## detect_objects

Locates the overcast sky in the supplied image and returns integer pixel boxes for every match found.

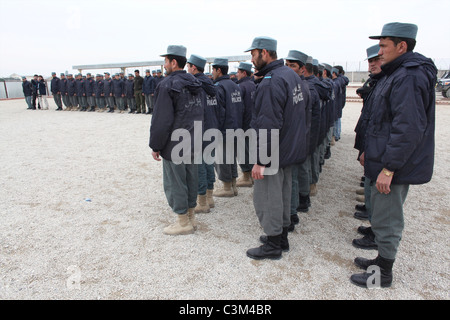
[0,0,448,77]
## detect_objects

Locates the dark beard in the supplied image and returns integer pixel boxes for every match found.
[253,53,267,71]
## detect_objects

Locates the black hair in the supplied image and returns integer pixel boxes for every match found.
[334,65,345,75]
[305,63,314,74]
[213,65,228,75]
[134,69,140,73]
[239,69,252,77]
[286,60,304,68]
[257,49,277,59]
[313,65,319,76]
[167,55,187,69]
[188,63,204,73]
[385,37,416,52]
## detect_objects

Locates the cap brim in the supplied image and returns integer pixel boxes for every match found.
[365,54,380,60]
[369,35,382,39]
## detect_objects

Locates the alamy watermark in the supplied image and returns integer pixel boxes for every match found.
[170,121,280,175]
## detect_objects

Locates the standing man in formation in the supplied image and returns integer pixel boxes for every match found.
[211,58,244,198]
[235,61,256,188]
[149,45,203,235]
[134,70,145,114]
[125,74,136,113]
[143,69,155,114]
[59,73,71,110]
[50,72,63,111]
[350,22,436,289]
[244,37,309,260]
[112,73,125,113]
[187,54,219,214]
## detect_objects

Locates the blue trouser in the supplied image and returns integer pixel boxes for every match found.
[25,96,32,109]
[162,159,198,215]
[198,160,215,195]
[290,156,311,215]
[364,177,372,222]
[333,118,341,140]
[254,166,292,236]
[370,184,409,260]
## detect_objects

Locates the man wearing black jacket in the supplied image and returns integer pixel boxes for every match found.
[244,37,309,260]
[351,22,437,289]
[150,45,203,235]
[22,77,33,109]
[211,58,244,198]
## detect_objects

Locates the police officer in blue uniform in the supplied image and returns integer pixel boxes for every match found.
[150,45,203,235]
[67,74,77,110]
[112,73,125,113]
[75,73,87,111]
[103,72,115,113]
[143,69,155,114]
[244,37,309,260]
[50,72,63,111]
[187,54,219,213]
[211,57,244,198]
[350,22,437,288]
[59,73,71,110]
[125,73,136,113]
[85,73,96,112]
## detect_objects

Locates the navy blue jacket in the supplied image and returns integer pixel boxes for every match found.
[112,78,125,97]
[315,76,333,145]
[304,75,322,154]
[252,59,310,169]
[50,77,60,94]
[353,72,384,158]
[22,80,32,96]
[67,78,76,96]
[37,80,47,95]
[31,79,39,94]
[59,78,68,95]
[214,75,244,132]
[364,51,437,185]
[124,79,135,98]
[154,76,164,89]
[194,72,219,132]
[95,79,104,97]
[322,77,336,130]
[84,77,95,96]
[237,76,256,131]
[75,79,85,96]
[143,75,155,95]
[332,77,343,121]
[149,70,203,162]
[103,78,113,96]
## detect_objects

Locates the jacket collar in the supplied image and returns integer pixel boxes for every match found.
[237,76,251,84]
[381,51,414,76]
[213,74,230,83]
[255,59,284,77]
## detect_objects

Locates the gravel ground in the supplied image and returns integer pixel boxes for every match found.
[0,97,448,300]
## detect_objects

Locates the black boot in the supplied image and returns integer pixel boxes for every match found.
[324,146,331,159]
[355,204,366,212]
[259,228,289,252]
[247,234,282,260]
[88,107,95,112]
[350,255,394,288]
[352,228,377,250]
[357,225,372,236]
[297,194,310,213]
[108,107,114,113]
[354,210,369,220]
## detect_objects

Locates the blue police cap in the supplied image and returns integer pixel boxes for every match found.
[187,54,207,69]
[369,22,418,40]
[212,58,228,67]
[160,45,187,58]
[285,50,308,64]
[238,62,253,73]
[312,59,319,66]
[104,72,110,75]
[245,36,277,52]
[365,44,381,60]
[331,68,339,75]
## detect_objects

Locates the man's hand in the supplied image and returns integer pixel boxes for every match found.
[359,152,365,167]
[252,164,265,180]
[376,169,393,194]
[152,151,161,161]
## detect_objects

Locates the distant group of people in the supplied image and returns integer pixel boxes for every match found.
[22,69,166,113]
